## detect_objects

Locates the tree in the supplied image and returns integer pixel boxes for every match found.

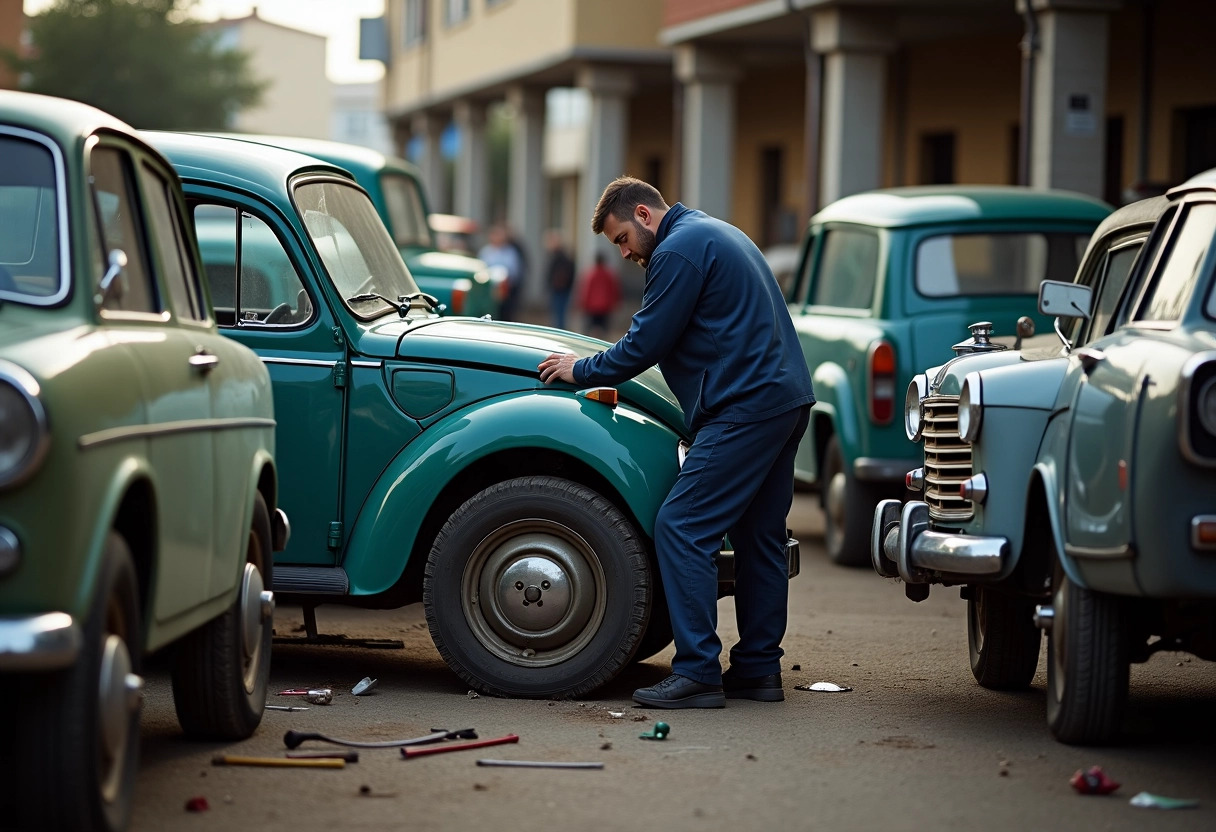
[9,0,265,130]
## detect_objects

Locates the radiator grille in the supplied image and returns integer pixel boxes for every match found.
[922,395,973,521]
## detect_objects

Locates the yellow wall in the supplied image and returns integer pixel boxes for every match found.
[574,0,664,50]
[732,63,806,242]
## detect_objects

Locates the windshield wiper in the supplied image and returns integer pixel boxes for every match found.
[346,291,410,318]
[399,291,443,314]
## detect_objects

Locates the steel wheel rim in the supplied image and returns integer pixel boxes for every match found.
[970,591,987,654]
[825,471,846,552]
[1050,573,1068,703]
[240,560,267,694]
[97,602,135,804]
[461,518,606,667]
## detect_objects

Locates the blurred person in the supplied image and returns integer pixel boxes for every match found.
[538,177,815,709]
[544,229,576,330]
[478,224,523,321]
[577,252,620,339]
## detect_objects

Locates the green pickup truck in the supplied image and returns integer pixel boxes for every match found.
[785,186,1110,565]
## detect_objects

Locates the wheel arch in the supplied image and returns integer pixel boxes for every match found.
[109,472,157,634]
[1026,464,1085,590]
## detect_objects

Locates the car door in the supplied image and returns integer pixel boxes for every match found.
[88,139,216,620]
[187,194,344,567]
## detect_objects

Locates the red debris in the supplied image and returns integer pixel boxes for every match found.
[1070,766,1120,795]
[184,796,210,812]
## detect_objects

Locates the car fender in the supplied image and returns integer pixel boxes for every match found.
[83,455,158,623]
[340,392,682,595]
[1030,447,1086,590]
[809,362,858,453]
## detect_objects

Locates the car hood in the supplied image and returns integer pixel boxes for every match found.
[403,248,487,280]
[0,314,91,374]
[925,337,1066,398]
[359,317,686,434]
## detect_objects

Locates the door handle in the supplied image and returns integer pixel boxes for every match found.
[189,351,220,373]
[1075,347,1105,374]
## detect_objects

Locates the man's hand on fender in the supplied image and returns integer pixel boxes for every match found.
[538,352,577,384]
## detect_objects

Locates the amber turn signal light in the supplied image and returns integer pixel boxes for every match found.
[575,387,618,407]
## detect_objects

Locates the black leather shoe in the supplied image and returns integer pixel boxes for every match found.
[632,674,725,709]
[722,670,784,702]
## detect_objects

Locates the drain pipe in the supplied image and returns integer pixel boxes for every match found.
[1018,2,1039,187]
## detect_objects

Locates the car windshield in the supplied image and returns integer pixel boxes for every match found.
[915,232,1089,297]
[0,133,64,304]
[381,173,434,249]
[293,179,420,319]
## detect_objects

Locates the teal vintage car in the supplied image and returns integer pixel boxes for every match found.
[210,134,498,318]
[786,187,1110,565]
[143,131,780,699]
[875,179,1216,744]
[0,92,286,831]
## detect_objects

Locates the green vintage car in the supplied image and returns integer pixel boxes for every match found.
[143,131,786,699]
[211,134,498,318]
[876,178,1216,744]
[0,92,286,831]
[786,187,1110,565]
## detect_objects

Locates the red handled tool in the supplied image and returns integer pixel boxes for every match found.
[402,734,519,759]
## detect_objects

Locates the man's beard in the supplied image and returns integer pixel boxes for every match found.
[631,220,657,267]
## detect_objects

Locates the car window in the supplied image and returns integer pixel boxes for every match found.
[915,232,1086,298]
[381,173,433,248]
[139,162,205,322]
[90,146,157,314]
[811,227,879,309]
[0,133,63,302]
[191,203,310,328]
[1136,202,1216,323]
[294,179,420,319]
[1083,241,1143,343]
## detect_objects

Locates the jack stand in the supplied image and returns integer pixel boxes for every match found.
[272,604,405,649]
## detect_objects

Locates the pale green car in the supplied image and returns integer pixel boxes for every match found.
[0,91,287,831]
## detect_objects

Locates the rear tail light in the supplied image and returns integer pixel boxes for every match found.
[868,340,896,425]
[448,287,465,315]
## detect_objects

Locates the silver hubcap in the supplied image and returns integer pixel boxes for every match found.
[826,471,846,548]
[463,519,605,667]
[98,633,140,803]
[970,592,987,654]
[240,562,270,694]
[1050,574,1069,702]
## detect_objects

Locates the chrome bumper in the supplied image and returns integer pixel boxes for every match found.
[871,500,1009,583]
[0,612,82,671]
[717,532,801,587]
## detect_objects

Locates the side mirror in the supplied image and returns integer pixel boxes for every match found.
[1038,280,1092,319]
[95,248,128,305]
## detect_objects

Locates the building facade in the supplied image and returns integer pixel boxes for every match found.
[378,0,1216,302]
[0,0,23,90]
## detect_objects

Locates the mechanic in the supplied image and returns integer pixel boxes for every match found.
[538,176,815,708]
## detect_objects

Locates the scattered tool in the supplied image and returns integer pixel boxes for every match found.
[284,727,477,750]
[212,755,345,769]
[265,705,310,712]
[285,751,360,762]
[402,734,519,759]
[1129,792,1199,810]
[352,677,378,696]
[639,722,670,741]
[278,688,334,705]
[476,759,604,770]
[1069,765,1120,795]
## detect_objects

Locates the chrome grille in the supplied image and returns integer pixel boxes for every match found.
[922,395,973,521]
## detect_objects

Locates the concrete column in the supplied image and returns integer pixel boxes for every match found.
[411,111,448,214]
[1022,0,1118,197]
[577,66,634,272]
[674,45,740,222]
[812,8,894,206]
[453,99,488,230]
[507,86,547,305]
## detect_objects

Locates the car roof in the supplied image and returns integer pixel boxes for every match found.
[1167,167,1216,199]
[204,132,419,179]
[141,130,353,196]
[0,90,175,167]
[811,185,1112,229]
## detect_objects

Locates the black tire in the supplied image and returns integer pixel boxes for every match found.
[631,578,673,663]
[171,491,273,739]
[1046,559,1128,745]
[11,532,142,832]
[967,586,1041,690]
[822,435,876,567]
[424,475,650,698]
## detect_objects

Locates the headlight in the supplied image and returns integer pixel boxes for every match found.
[1197,376,1216,436]
[0,362,49,489]
[957,372,982,444]
[904,375,927,441]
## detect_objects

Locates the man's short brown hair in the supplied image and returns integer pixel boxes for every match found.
[591,176,668,235]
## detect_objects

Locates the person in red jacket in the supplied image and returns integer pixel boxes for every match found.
[577,252,620,339]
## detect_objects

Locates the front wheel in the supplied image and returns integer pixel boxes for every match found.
[424,476,651,698]
[171,491,274,739]
[823,436,876,567]
[967,586,1041,689]
[1045,560,1128,744]
[11,532,143,832]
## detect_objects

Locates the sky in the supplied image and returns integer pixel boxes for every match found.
[22,0,387,84]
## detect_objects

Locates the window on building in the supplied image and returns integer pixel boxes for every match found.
[444,0,470,25]
[403,0,427,47]
[919,132,955,185]
[645,156,663,198]
[1179,105,1216,181]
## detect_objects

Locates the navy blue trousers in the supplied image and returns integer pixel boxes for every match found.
[654,405,811,684]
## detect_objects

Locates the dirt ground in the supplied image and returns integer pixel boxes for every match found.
[130,494,1216,831]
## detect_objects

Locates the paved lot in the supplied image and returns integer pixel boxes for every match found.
[131,493,1216,831]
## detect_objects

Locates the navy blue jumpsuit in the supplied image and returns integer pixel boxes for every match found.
[573,203,815,683]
